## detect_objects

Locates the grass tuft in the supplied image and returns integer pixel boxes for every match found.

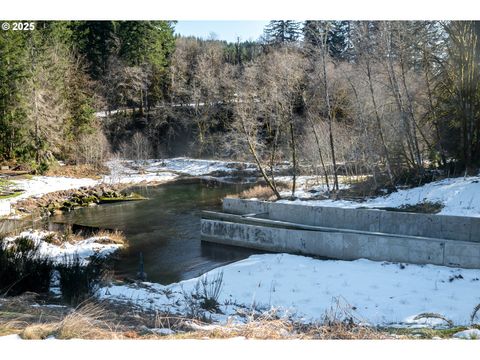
[229,185,277,200]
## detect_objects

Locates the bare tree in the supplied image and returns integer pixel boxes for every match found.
[352,22,396,186]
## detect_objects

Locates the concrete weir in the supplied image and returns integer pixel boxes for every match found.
[201,198,480,269]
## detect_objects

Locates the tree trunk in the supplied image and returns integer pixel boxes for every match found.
[289,119,297,197]
[320,27,339,191]
[365,56,395,186]
[240,116,281,200]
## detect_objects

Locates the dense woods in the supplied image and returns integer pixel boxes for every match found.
[1,20,480,191]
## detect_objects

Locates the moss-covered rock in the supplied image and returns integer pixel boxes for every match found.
[98,192,147,204]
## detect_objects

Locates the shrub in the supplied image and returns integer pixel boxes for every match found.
[183,271,224,316]
[0,240,53,296]
[56,254,105,305]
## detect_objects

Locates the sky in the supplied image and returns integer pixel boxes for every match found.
[174,21,270,43]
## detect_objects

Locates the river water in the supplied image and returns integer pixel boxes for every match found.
[50,180,261,285]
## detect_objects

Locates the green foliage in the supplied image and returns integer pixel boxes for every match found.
[70,21,116,79]
[263,20,302,45]
[303,20,352,59]
[0,29,30,160]
[117,21,175,68]
[0,21,103,165]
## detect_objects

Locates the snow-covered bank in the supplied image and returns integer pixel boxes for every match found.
[280,175,480,218]
[0,176,98,218]
[103,159,179,185]
[2,230,123,264]
[274,175,351,199]
[100,253,480,328]
[104,157,258,185]
[0,157,255,218]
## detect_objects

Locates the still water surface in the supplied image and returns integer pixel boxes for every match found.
[52,181,260,284]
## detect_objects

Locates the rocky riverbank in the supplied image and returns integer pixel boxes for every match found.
[13,184,146,217]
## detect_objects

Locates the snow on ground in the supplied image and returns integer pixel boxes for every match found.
[281,175,480,217]
[2,230,123,264]
[453,329,480,339]
[99,253,480,328]
[0,334,22,340]
[1,157,254,218]
[145,158,257,176]
[103,159,179,185]
[103,157,258,185]
[275,175,350,199]
[0,176,97,217]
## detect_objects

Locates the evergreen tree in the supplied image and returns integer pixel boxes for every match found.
[116,21,176,108]
[0,30,30,160]
[303,20,352,59]
[70,21,117,79]
[263,21,302,45]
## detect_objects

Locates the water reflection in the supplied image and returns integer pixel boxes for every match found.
[51,181,262,285]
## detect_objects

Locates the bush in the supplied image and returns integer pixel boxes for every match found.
[182,271,224,317]
[56,254,105,305]
[0,240,53,296]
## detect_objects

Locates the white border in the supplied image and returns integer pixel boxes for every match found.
[1,0,478,358]
[1,0,478,20]
[1,339,473,360]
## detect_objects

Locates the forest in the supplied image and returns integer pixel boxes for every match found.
[1,20,480,193]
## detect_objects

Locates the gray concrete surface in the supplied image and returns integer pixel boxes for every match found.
[201,198,480,268]
[222,198,480,242]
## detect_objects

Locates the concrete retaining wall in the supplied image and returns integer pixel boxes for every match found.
[200,198,480,269]
[222,198,480,243]
[201,218,480,268]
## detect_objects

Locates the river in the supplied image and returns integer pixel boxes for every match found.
[50,180,261,284]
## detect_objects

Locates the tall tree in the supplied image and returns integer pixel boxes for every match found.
[303,20,352,59]
[0,30,30,160]
[71,21,116,80]
[116,21,176,111]
[436,21,480,173]
[263,21,302,45]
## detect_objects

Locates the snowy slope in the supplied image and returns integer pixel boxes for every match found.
[100,253,480,327]
[281,176,480,217]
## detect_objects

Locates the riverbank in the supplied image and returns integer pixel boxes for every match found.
[99,253,480,330]
[2,158,480,340]
[0,293,402,340]
[2,252,480,340]
[2,229,125,264]
[278,174,480,218]
[0,157,260,220]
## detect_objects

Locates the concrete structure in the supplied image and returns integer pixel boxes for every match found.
[201,198,480,269]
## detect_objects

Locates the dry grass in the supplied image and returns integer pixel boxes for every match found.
[45,164,108,179]
[93,230,127,246]
[18,302,122,340]
[55,303,118,339]
[162,313,399,340]
[0,294,406,340]
[229,185,278,201]
[0,294,407,340]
